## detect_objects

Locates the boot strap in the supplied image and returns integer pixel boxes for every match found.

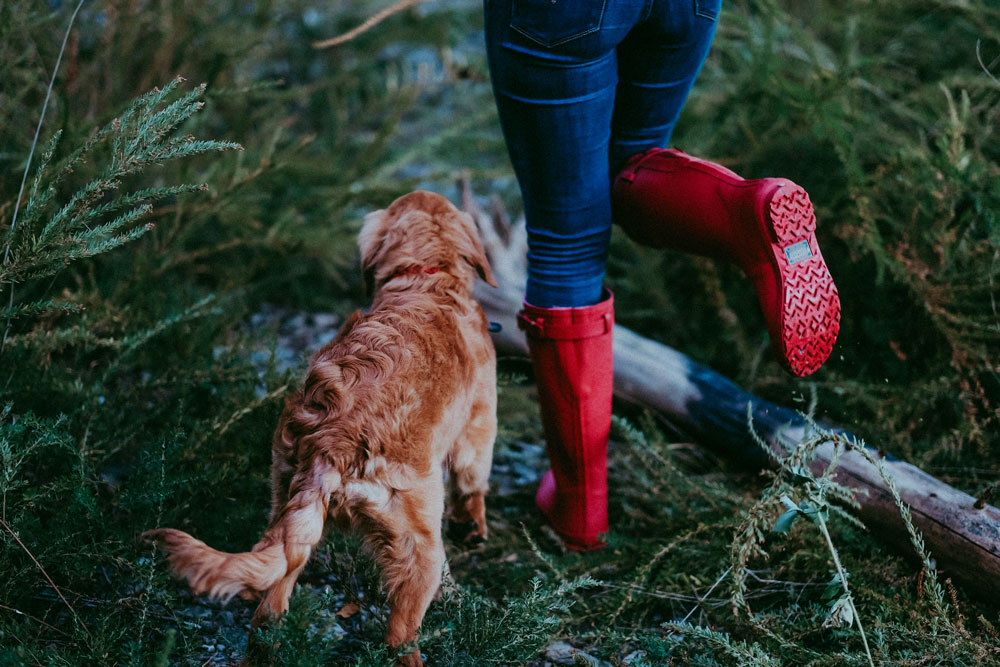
[517,312,613,340]
[616,147,673,183]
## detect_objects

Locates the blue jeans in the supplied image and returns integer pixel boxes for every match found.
[485,0,721,307]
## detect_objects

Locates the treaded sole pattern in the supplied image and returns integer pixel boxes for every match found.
[767,186,841,377]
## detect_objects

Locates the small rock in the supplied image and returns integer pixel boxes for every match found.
[543,641,611,666]
[544,641,574,663]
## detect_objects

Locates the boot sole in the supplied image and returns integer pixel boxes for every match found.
[763,185,841,377]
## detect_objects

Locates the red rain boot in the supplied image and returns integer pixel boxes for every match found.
[517,292,614,551]
[612,148,840,377]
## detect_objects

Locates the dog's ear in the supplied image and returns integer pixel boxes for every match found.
[358,209,387,296]
[457,211,498,288]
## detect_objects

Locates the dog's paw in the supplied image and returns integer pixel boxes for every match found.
[446,519,486,547]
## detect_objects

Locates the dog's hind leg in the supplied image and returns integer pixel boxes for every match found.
[243,467,336,664]
[447,398,496,545]
[269,448,296,523]
[146,479,330,645]
[250,476,333,627]
[372,480,445,667]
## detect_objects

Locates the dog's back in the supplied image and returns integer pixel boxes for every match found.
[276,291,490,479]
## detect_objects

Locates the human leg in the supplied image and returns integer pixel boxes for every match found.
[609,0,840,376]
[484,0,643,548]
[516,291,614,550]
[613,149,841,376]
[485,0,644,308]
[608,0,720,172]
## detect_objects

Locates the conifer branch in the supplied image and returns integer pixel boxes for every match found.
[1,76,241,355]
[2,0,86,354]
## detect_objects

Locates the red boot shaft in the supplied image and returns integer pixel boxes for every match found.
[613,148,840,377]
[518,293,614,551]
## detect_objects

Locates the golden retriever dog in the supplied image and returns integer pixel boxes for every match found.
[145,191,498,666]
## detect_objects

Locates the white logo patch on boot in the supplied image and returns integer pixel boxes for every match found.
[784,241,813,264]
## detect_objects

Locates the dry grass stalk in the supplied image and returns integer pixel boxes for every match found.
[312,0,433,49]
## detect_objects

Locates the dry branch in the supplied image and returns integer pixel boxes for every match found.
[312,0,432,49]
[461,178,1000,599]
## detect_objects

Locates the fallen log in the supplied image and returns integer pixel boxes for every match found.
[462,180,1000,599]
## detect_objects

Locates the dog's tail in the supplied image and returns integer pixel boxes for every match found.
[144,486,330,603]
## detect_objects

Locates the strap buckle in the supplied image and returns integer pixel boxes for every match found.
[516,313,543,336]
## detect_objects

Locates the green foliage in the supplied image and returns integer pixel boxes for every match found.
[1,0,999,664]
[417,575,598,665]
[660,623,779,667]
[604,411,999,666]
[1,78,239,288]
[611,0,1000,477]
[254,586,346,666]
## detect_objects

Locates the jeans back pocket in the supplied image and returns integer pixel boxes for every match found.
[510,0,607,47]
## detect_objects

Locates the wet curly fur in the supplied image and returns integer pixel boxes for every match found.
[145,191,498,666]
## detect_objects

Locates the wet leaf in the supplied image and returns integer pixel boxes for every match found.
[335,602,360,619]
[823,595,855,629]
